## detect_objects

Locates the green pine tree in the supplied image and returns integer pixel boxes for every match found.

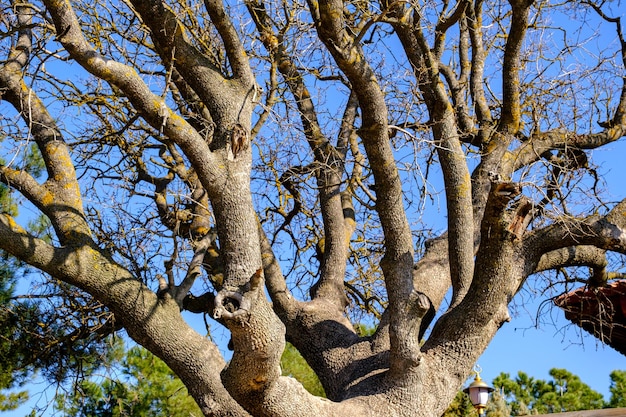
[442,391,476,417]
[0,181,32,411]
[609,370,626,408]
[55,343,202,417]
[280,342,326,397]
[492,368,605,415]
[485,389,512,417]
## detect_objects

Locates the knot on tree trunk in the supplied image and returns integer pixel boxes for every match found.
[213,268,263,320]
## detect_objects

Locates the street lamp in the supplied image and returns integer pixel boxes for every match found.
[463,365,494,416]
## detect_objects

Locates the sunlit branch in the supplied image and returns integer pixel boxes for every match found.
[0,213,67,278]
[337,91,359,158]
[499,0,533,134]
[434,1,467,59]
[508,127,626,173]
[43,0,223,193]
[390,3,475,308]
[310,0,424,378]
[525,198,626,260]
[203,0,254,83]
[466,0,493,130]
[535,245,607,273]
[439,62,474,138]
[0,7,89,243]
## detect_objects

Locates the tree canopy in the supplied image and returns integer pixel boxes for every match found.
[493,368,606,415]
[608,370,626,409]
[1,0,625,416]
[55,342,203,417]
[442,369,626,416]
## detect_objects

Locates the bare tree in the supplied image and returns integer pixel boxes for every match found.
[1,0,625,416]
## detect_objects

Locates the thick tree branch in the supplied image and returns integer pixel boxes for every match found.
[41,6,289,414]
[535,245,608,274]
[129,0,256,142]
[394,7,475,308]
[439,61,474,137]
[525,199,626,276]
[508,127,626,173]
[435,121,475,308]
[260,218,381,402]
[499,0,533,134]
[0,213,61,273]
[203,0,255,83]
[309,0,420,375]
[0,211,248,416]
[2,1,623,416]
[534,245,616,288]
[466,0,493,129]
[0,7,89,243]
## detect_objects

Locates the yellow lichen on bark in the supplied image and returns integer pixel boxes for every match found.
[345,48,361,65]
[318,2,341,21]
[40,190,54,207]
[2,213,27,234]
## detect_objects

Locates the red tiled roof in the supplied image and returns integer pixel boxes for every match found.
[554,280,626,356]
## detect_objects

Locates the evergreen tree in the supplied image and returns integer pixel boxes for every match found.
[0,258,29,411]
[442,391,476,417]
[55,343,202,417]
[56,342,331,415]
[609,370,626,408]
[493,368,605,415]
[281,343,325,397]
[485,389,512,417]
[0,181,32,411]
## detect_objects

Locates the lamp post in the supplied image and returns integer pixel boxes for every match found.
[463,365,494,416]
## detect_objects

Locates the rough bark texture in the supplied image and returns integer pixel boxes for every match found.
[1,1,625,416]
